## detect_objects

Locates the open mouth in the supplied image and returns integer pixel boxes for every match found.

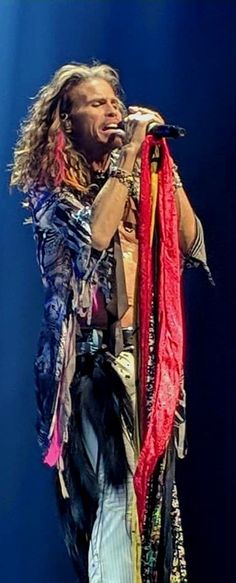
[101,123,125,137]
[102,124,120,131]
[102,122,125,141]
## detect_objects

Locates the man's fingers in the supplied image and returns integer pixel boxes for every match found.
[125,112,154,123]
[128,105,164,124]
[128,106,140,112]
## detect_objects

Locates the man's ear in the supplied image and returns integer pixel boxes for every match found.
[60,112,72,134]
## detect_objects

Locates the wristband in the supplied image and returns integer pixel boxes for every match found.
[109,167,134,196]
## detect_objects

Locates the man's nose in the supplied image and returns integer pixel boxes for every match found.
[105,102,119,117]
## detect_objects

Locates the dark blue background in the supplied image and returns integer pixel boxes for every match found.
[0,1,235,581]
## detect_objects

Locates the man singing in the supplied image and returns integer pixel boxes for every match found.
[11,62,209,582]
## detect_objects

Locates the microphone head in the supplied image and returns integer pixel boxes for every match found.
[147,123,186,139]
[117,121,126,131]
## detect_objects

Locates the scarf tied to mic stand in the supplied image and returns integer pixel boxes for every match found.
[134,136,184,531]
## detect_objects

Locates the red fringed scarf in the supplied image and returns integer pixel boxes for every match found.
[134,136,184,529]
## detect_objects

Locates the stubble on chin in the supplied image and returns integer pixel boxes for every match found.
[107,134,125,151]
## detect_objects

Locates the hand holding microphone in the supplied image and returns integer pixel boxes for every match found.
[119,105,186,154]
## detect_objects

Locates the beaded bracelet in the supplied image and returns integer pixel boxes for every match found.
[109,166,134,196]
[172,163,183,189]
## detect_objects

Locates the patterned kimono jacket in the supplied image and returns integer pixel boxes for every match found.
[30,186,111,461]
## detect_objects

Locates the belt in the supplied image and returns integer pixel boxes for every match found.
[77,327,135,355]
[76,329,105,355]
[122,327,135,348]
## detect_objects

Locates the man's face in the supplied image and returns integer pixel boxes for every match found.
[68,78,124,157]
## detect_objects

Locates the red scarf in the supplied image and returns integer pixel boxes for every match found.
[134,136,184,528]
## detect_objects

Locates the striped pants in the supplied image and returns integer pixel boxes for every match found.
[82,350,136,583]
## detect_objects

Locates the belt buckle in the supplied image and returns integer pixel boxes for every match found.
[122,326,134,349]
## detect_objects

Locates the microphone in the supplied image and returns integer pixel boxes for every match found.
[117,121,186,140]
[146,123,186,139]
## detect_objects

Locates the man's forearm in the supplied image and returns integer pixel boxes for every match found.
[174,186,197,254]
[91,145,138,250]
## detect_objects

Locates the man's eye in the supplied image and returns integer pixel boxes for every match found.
[92,101,102,107]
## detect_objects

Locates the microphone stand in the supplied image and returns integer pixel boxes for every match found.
[150,143,161,246]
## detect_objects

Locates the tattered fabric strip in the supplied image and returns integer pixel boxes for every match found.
[134,136,184,529]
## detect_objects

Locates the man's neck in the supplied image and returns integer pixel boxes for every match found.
[77,142,114,174]
[90,154,111,173]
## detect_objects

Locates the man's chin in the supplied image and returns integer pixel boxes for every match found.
[107,134,124,150]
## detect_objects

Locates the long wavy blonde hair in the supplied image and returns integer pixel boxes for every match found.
[10,62,125,195]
